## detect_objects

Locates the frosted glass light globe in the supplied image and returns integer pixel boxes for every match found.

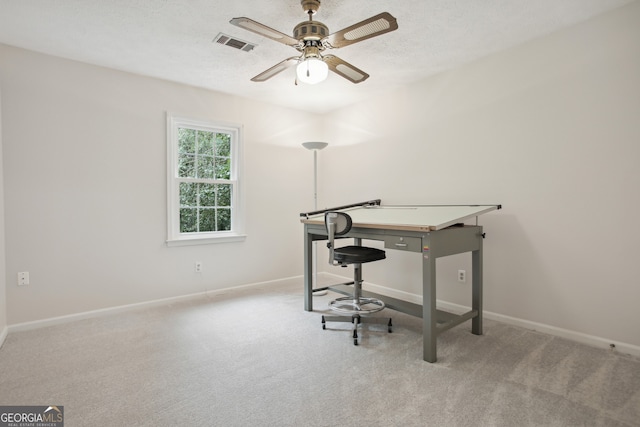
[296,58,329,84]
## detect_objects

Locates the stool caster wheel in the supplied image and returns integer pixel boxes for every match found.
[321,316,326,330]
[388,319,393,333]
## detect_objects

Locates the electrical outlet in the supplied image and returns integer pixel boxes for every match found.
[458,270,466,283]
[18,272,30,286]
[195,262,202,273]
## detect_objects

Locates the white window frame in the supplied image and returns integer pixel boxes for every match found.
[166,113,245,246]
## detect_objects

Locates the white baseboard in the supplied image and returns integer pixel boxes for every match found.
[0,326,7,349]
[8,276,300,333]
[323,272,640,358]
[438,300,640,358]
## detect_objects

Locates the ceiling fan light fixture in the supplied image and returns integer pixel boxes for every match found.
[230,4,398,85]
[296,57,329,84]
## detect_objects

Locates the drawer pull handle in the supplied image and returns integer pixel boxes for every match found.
[395,243,408,248]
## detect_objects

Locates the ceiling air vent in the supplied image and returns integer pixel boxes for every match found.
[213,33,256,52]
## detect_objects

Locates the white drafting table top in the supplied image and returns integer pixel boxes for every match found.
[301,205,499,232]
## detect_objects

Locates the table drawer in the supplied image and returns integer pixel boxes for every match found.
[384,236,422,252]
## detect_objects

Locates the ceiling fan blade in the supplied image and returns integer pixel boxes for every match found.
[230,17,300,47]
[325,12,398,49]
[324,55,369,84]
[250,57,299,82]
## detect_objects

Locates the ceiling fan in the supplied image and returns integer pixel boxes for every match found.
[230,0,398,84]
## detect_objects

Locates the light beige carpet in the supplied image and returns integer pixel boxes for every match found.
[1,279,639,426]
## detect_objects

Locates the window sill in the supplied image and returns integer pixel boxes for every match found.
[166,233,247,247]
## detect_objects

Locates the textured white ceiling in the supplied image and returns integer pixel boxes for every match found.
[0,0,635,113]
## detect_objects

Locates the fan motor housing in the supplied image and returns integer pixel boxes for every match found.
[293,21,329,41]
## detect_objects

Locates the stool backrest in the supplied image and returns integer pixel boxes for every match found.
[324,211,352,265]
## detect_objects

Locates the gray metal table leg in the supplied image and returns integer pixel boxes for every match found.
[304,226,313,312]
[472,241,483,335]
[422,245,437,363]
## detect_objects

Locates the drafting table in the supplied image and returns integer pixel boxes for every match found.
[300,200,501,362]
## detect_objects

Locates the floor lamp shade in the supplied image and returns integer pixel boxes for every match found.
[302,141,328,151]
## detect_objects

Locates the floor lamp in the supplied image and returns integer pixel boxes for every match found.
[302,141,328,296]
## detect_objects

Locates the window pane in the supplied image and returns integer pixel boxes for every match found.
[179,182,197,206]
[198,131,215,156]
[216,133,231,157]
[217,184,231,206]
[215,157,231,179]
[217,208,231,231]
[180,208,197,233]
[199,208,216,232]
[179,154,195,178]
[178,128,196,154]
[199,183,217,207]
[198,155,215,179]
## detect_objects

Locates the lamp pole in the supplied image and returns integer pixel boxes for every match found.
[302,141,328,295]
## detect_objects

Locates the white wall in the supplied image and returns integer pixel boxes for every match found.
[0,44,320,324]
[320,2,640,348]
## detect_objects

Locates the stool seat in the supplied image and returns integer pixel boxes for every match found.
[333,246,386,264]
